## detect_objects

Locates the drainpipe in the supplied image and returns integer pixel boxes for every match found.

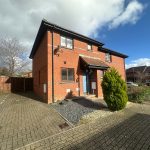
[124,59,127,82]
[52,30,54,103]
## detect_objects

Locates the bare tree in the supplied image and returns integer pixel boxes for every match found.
[0,37,30,76]
[136,71,145,85]
[136,66,147,85]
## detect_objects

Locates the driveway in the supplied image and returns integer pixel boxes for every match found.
[0,93,71,150]
[18,100,150,150]
[0,93,150,150]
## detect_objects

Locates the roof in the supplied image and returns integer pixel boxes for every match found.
[80,56,109,70]
[101,47,128,58]
[30,19,104,58]
[30,19,128,59]
[126,66,150,73]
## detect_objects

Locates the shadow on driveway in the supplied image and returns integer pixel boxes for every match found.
[11,91,43,102]
[66,113,150,150]
[72,97,107,109]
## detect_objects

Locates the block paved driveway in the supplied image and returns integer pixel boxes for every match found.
[0,93,150,150]
[18,101,150,150]
[0,93,71,150]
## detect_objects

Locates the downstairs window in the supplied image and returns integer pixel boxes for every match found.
[61,68,74,81]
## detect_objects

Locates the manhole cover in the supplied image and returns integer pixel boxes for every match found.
[59,102,64,105]
[59,122,69,129]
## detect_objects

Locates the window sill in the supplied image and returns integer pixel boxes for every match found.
[105,60,112,63]
[61,46,73,50]
[60,81,76,84]
[87,50,93,52]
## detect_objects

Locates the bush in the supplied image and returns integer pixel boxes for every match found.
[101,68,128,111]
[128,86,150,103]
[144,87,150,101]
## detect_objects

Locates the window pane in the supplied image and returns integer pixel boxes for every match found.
[61,36,66,47]
[88,44,92,50]
[105,53,111,62]
[67,38,73,49]
[68,69,74,81]
[61,68,67,80]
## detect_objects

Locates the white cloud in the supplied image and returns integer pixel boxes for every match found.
[109,0,144,29]
[0,0,145,49]
[126,58,150,69]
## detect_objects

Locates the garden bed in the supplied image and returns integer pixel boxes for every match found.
[128,86,150,103]
[51,98,107,125]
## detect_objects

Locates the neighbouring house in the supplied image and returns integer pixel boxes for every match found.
[126,66,150,85]
[21,71,33,78]
[30,19,128,103]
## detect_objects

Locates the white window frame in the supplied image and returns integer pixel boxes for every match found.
[61,36,66,47]
[87,44,92,51]
[60,36,73,49]
[105,53,111,62]
[66,38,73,49]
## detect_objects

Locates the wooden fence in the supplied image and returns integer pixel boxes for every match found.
[0,76,33,93]
[0,76,11,92]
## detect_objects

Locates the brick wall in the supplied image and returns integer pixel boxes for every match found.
[33,31,126,103]
[32,32,49,102]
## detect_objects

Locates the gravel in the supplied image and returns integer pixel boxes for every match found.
[50,97,107,125]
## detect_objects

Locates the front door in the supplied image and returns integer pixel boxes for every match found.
[83,74,87,94]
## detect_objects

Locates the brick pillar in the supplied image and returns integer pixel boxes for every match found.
[96,70,103,98]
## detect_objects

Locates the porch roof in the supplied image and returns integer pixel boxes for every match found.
[80,56,109,70]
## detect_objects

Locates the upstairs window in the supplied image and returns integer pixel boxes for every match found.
[61,68,74,81]
[61,36,66,47]
[67,38,73,49]
[61,36,73,49]
[87,44,92,51]
[105,53,111,62]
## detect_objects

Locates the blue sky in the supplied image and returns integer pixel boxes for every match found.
[97,0,150,68]
[0,0,149,69]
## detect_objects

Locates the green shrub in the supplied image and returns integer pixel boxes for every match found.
[101,68,128,111]
[128,86,150,103]
[144,88,150,101]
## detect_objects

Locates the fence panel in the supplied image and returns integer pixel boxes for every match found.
[0,76,11,92]
[0,76,33,93]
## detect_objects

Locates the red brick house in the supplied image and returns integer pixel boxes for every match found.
[126,66,150,85]
[30,19,128,103]
[21,71,32,78]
